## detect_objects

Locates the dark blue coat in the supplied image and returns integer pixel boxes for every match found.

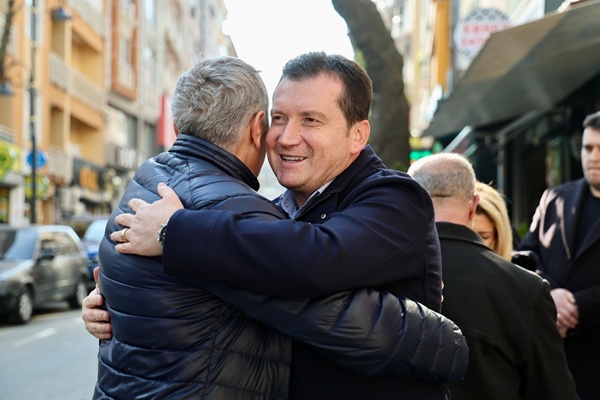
[95,135,290,399]
[163,146,463,399]
[519,178,600,399]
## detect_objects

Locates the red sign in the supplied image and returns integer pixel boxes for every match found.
[454,8,511,60]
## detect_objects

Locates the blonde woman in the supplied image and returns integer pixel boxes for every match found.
[473,181,514,261]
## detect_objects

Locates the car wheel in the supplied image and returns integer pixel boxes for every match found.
[68,279,88,309]
[9,287,33,324]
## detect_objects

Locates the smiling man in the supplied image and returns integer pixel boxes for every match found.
[91,52,463,400]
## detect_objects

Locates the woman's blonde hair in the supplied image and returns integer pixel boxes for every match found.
[475,182,513,260]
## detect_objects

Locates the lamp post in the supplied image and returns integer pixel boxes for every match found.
[29,0,38,224]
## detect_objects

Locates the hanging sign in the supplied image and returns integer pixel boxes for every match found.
[454,8,511,60]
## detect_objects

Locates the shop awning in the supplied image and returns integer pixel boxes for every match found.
[424,1,600,138]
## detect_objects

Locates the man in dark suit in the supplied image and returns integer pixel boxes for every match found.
[519,110,600,399]
[408,153,577,400]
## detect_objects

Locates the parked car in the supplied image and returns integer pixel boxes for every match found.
[0,225,89,324]
[81,219,108,289]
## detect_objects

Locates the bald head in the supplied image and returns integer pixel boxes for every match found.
[407,153,478,226]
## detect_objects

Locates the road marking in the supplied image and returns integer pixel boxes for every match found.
[12,328,58,348]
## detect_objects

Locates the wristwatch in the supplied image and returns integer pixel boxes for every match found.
[157,219,169,247]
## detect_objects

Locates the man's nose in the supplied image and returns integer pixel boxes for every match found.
[278,123,301,145]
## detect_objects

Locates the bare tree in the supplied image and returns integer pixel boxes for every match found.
[332,0,410,170]
[0,0,18,91]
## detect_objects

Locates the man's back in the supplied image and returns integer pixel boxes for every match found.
[437,222,577,400]
[96,136,291,399]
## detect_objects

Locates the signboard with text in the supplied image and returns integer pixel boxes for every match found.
[454,7,511,61]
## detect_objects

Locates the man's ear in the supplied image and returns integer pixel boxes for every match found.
[350,119,370,154]
[468,193,480,222]
[249,111,266,149]
[172,122,180,137]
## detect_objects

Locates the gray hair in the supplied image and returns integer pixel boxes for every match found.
[407,153,476,202]
[171,56,269,151]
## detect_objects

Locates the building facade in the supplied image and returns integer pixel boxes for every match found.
[418,0,600,233]
[0,0,233,226]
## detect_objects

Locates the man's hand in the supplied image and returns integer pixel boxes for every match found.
[551,288,579,338]
[81,267,112,340]
[110,183,184,256]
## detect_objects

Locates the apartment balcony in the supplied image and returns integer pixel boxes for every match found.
[0,124,16,144]
[50,52,105,111]
[47,145,73,184]
[70,0,105,36]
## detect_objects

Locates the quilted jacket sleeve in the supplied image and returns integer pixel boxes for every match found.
[201,283,469,382]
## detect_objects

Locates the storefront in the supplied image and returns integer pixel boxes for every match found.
[424,1,600,232]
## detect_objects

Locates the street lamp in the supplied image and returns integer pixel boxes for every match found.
[29,0,38,224]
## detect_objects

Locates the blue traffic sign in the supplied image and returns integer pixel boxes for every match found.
[26,150,48,169]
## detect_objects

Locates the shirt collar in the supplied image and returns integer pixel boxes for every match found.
[280,180,334,219]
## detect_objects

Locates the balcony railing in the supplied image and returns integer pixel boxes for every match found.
[47,145,73,183]
[70,0,105,36]
[0,124,16,144]
[50,53,105,111]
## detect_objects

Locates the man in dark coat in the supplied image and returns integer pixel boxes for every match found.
[408,153,578,400]
[90,52,466,399]
[519,110,600,399]
[84,54,468,399]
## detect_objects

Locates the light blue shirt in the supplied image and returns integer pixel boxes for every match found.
[279,181,333,219]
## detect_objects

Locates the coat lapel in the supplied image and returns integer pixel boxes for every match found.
[560,181,583,259]
[573,180,600,259]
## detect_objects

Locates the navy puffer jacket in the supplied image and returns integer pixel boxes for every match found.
[94,135,291,399]
[95,137,468,399]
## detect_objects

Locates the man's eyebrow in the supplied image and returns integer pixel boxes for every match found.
[300,110,327,120]
[270,109,327,120]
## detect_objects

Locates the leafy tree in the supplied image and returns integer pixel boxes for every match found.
[332,0,410,170]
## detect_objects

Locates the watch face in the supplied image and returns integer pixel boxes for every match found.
[158,221,168,246]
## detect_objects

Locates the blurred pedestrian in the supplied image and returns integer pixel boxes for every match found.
[409,152,578,400]
[473,181,514,261]
[519,110,600,399]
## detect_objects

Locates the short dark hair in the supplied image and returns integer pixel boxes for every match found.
[582,111,600,130]
[280,52,372,126]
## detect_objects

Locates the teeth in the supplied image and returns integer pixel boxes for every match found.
[282,156,304,161]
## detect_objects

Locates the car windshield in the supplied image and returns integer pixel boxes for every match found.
[0,230,36,260]
[83,220,107,243]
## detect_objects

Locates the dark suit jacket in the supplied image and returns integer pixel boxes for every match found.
[163,146,457,399]
[520,178,600,399]
[438,222,577,400]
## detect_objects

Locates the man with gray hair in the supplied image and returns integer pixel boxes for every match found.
[92,56,467,399]
[408,153,577,400]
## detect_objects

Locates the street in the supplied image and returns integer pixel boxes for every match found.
[0,302,99,400]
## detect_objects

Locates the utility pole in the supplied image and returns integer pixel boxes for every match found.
[29,0,38,224]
